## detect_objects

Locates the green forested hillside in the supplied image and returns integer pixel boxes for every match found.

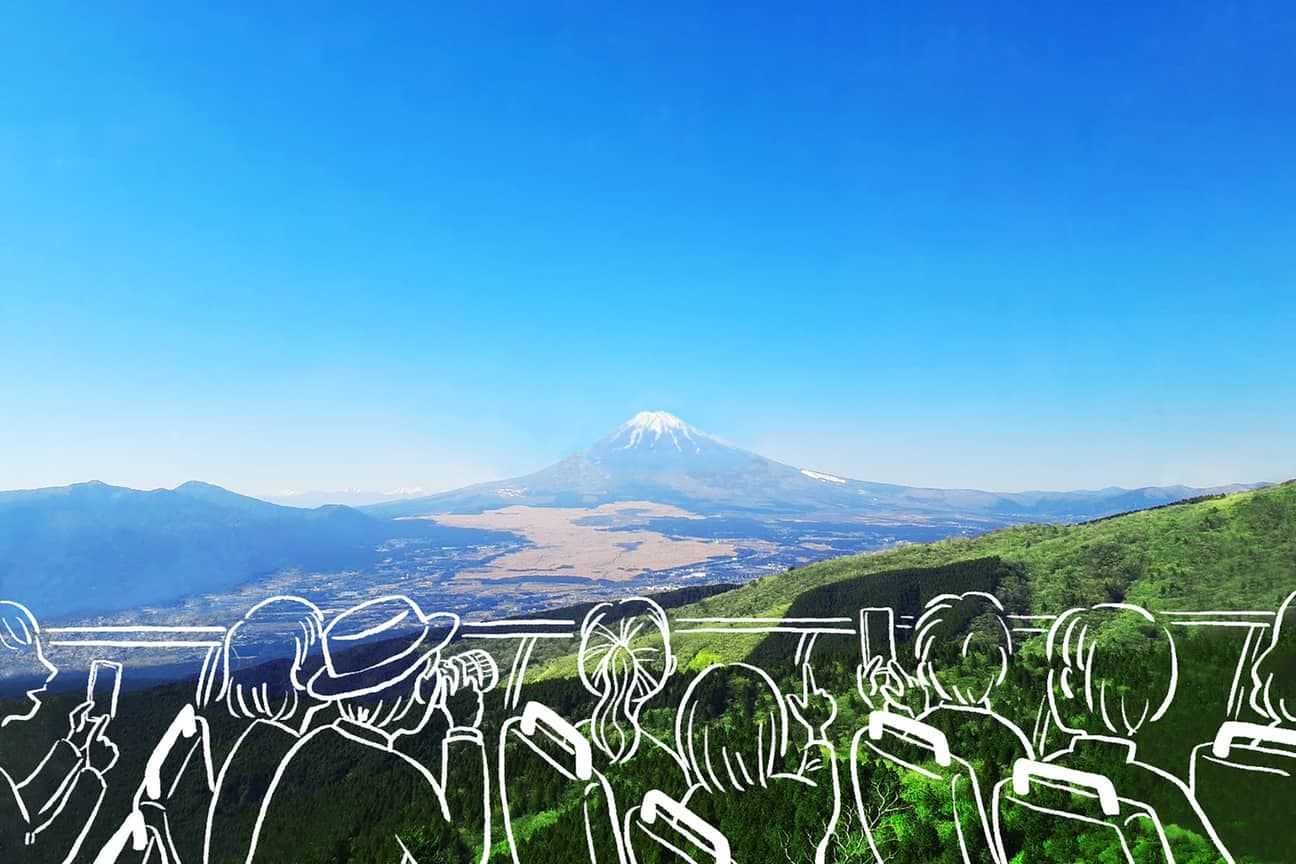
[546,480,1295,673]
[6,482,1292,863]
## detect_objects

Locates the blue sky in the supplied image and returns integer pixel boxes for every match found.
[2,2,1293,496]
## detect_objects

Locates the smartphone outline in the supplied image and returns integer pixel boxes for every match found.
[87,659,123,719]
[859,607,897,668]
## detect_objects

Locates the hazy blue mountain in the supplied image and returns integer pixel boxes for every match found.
[365,411,1261,521]
[0,480,517,619]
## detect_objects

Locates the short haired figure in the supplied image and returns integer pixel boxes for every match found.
[913,592,1035,773]
[218,595,326,729]
[201,596,325,864]
[1037,603,1232,862]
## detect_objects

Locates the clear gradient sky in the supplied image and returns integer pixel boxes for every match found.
[2,2,1293,497]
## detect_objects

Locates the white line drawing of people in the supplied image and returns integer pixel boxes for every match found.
[669,661,841,864]
[852,593,1035,864]
[1,601,120,864]
[911,593,1036,779]
[994,603,1233,864]
[576,597,684,772]
[1188,589,1296,862]
[201,596,325,864]
[245,595,495,864]
[107,596,323,864]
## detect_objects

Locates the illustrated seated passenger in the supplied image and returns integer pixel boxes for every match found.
[994,603,1233,864]
[576,597,685,776]
[1,600,119,864]
[201,596,325,864]
[245,595,491,864]
[1190,588,1296,862]
[910,592,1035,786]
[853,592,1032,863]
[102,596,325,864]
[669,662,840,864]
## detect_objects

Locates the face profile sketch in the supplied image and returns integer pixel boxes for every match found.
[577,597,681,770]
[1190,588,1296,862]
[852,592,1030,864]
[1,601,121,864]
[993,603,1233,864]
[637,660,840,864]
[1,600,60,731]
[245,594,497,864]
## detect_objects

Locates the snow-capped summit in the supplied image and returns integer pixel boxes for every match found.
[364,412,1260,525]
[609,411,703,452]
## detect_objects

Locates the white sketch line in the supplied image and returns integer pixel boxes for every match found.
[500,701,625,864]
[1013,760,1119,816]
[1225,625,1260,718]
[676,626,855,635]
[631,789,732,864]
[49,640,225,648]
[47,626,229,633]
[672,660,840,864]
[2,599,120,863]
[1162,611,1275,617]
[87,659,123,719]
[1169,621,1270,628]
[461,632,575,640]
[676,617,852,624]
[462,619,578,627]
[869,710,952,767]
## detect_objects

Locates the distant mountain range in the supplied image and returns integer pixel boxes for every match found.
[364,411,1261,522]
[0,412,1264,621]
[0,480,517,618]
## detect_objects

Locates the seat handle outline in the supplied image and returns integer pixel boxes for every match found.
[1211,720,1296,758]
[1011,759,1120,817]
[868,710,952,767]
[518,701,593,781]
[639,790,732,864]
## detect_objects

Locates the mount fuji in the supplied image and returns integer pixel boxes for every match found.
[365,411,1255,523]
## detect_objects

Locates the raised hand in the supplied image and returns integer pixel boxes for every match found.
[83,716,120,774]
[787,662,837,740]
[856,658,924,717]
[66,700,99,750]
